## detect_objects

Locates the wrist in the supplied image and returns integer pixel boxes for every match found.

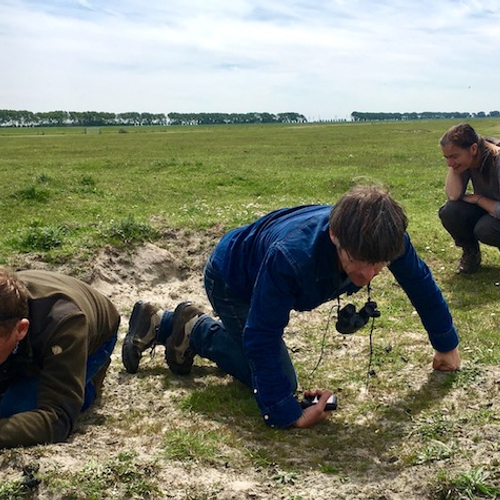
[476,195,483,205]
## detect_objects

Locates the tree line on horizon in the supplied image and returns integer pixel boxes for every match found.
[0,109,498,128]
[350,110,500,121]
[0,110,307,127]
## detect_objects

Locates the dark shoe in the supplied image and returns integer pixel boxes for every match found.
[165,302,203,375]
[122,301,160,373]
[457,245,481,274]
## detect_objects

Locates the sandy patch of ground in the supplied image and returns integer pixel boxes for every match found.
[1,234,499,499]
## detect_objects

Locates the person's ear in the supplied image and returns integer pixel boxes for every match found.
[470,143,478,156]
[15,319,29,342]
[329,227,339,246]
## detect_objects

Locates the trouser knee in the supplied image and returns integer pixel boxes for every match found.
[473,217,500,248]
[438,200,485,246]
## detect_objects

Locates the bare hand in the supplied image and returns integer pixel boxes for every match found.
[433,347,460,371]
[292,389,333,429]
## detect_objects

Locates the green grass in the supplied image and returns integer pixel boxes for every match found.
[43,452,161,499]
[1,119,500,498]
[434,467,500,499]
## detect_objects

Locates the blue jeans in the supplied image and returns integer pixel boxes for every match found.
[0,333,118,418]
[159,258,297,390]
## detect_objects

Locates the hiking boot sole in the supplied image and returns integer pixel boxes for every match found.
[122,301,158,374]
[165,302,201,375]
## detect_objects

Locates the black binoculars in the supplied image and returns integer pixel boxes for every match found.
[335,300,381,335]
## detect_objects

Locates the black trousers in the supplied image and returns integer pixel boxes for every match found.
[439,200,500,249]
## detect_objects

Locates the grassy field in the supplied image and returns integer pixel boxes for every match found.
[0,119,500,499]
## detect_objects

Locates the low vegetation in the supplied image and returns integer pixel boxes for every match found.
[0,119,499,499]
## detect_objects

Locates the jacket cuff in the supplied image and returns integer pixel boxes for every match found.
[429,326,459,352]
[255,391,303,428]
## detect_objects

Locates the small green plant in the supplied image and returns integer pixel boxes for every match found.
[11,185,49,202]
[413,412,454,441]
[37,173,51,184]
[13,220,70,252]
[0,479,32,500]
[272,470,298,485]
[412,440,455,465]
[161,429,220,462]
[101,215,158,246]
[78,175,97,193]
[434,467,500,499]
[451,366,483,387]
[320,464,340,474]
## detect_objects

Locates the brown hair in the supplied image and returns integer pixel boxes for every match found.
[439,123,496,173]
[329,185,408,263]
[0,267,29,337]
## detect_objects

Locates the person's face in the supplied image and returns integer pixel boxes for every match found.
[330,233,387,287]
[441,143,478,174]
[0,319,29,365]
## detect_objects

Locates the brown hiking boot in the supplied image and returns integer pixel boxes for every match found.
[165,302,204,375]
[122,301,161,373]
[457,245,481,274]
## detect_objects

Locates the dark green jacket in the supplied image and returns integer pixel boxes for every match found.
[0,271,119,448]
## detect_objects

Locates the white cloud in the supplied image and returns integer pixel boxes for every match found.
[1,0,499,118]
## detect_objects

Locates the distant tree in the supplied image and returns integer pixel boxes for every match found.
[350,111,475,122]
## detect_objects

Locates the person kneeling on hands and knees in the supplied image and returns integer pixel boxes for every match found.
[123,185,460,429]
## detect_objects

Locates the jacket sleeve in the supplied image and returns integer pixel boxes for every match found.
[243,246,303,428]
[0,314,88,449]
[388,233,459,352]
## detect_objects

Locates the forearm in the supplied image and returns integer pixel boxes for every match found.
[0,410,55,448]
[468,194,500,218]
[389,235,459,352]
[0,392,80,448]
[445,169,466,200]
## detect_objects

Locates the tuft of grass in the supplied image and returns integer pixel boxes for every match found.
[0,480,33,500]
[77,175,98,194]
[161,428,220,462]
[178,383,259,419]
[10,185,49,203]
[44,451,160,499]
[36,172,51,184]
[433,467,500,499]
[413,412,454,441]
[272,470,298,485]
[12,220,72,252]
[411,440,456,465]
[100,215,158,247]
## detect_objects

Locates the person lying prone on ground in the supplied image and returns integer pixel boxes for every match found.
[0,268,120,449]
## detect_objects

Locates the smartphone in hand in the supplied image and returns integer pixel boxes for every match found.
[300,394,337,411]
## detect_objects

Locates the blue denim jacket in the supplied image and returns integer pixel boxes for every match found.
[212,205,459,427]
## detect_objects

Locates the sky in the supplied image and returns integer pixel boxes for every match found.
[1,0,499,121]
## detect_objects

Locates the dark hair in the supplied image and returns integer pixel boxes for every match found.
[439,123,479,149]
[439,123,496,173]
[0,267,29,337]
[329,185,408,263]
